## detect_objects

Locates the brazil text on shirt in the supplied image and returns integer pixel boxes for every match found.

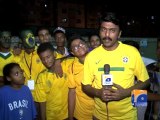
[8,99,28,111]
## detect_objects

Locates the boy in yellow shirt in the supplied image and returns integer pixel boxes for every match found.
[34,42,73,120]
[68,35,94,120]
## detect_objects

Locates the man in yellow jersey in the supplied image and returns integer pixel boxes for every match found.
[19,30,45,92]
[82,12,150,120]
[0,31,17,87]
[67,35,94,120]
[34,42,73,120]
[53,27,70,59]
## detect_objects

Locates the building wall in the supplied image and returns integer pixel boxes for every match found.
[57,2,85,28]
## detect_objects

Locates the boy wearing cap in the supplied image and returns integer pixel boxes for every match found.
[53,27,70,59]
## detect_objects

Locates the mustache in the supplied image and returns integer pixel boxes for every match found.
[102,37,112,41]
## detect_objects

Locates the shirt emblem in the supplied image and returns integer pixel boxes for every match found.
[123,57,128,63]
[19,108,24,119]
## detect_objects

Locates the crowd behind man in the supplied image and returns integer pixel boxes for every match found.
[0,12,160,120]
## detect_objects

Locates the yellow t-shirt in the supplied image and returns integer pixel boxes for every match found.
[55,51,65,59]
[68,57,94,120]
[18,49,45,83]
[82,42,149,120]
[55,47,69,59]
[18,49,45,97]
[34,57,74,120]
[0,52,19,76]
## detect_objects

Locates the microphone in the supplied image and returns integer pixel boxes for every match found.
[102,64,113,119]
[102,64,113,89]
[104,64,110,74]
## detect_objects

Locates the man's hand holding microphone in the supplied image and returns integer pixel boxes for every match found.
[100,64,127,102]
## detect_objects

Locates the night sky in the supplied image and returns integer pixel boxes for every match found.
[0,0,159,37]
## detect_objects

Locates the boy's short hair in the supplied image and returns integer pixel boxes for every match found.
[37,42,54,55]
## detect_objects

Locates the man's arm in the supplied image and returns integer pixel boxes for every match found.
[39,102,46,120]
[148,92,160,101]
[68,88,76,120]
[104,79,150,101]
[54,56,74,78]
[82,79,150,102]
[82,84,110,102]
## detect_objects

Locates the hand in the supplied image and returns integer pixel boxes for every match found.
[99,88,112,102]
[53,59,63,78]
[105,83,128,101]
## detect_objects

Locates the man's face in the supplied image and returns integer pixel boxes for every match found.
[99,22,121,51]
[0,31,11,49]
[55,32,66,47]
[38,29,51,43]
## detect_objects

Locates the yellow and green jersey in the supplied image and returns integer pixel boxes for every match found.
[68,57,94,120]
[34,57,74,120]
[18,49,45,84]
[82,42,149,120]
[54,47,70,59]
[0,51,20,76]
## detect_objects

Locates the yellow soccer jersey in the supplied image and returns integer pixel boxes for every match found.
[82,42,149,120]
[55,51,64,59]
[0,52,18,76]
[34,57,74,120]
[55,47,70,59]
[18,49,45,94]
[68,57,94,120]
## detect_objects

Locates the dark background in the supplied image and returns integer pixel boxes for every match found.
[0,0,159,37]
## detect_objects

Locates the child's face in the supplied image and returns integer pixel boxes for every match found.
[8,66,25,85]
[39,49,55,69]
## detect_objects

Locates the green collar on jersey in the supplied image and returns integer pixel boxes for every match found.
[0,52,12,59]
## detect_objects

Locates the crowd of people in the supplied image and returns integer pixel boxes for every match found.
[0,12,160,120]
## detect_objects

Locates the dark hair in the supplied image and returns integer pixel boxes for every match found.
[3,63,20,85]
[99,12,121,29]
[122,40,140,50]
[37,42,54,55]
[68,34,85,52]
[88,34,100,42]
[36,26,50,36]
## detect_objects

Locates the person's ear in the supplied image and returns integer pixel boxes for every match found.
[118,31,122,38]
[71,51,75,56]
[6,77,11,81]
